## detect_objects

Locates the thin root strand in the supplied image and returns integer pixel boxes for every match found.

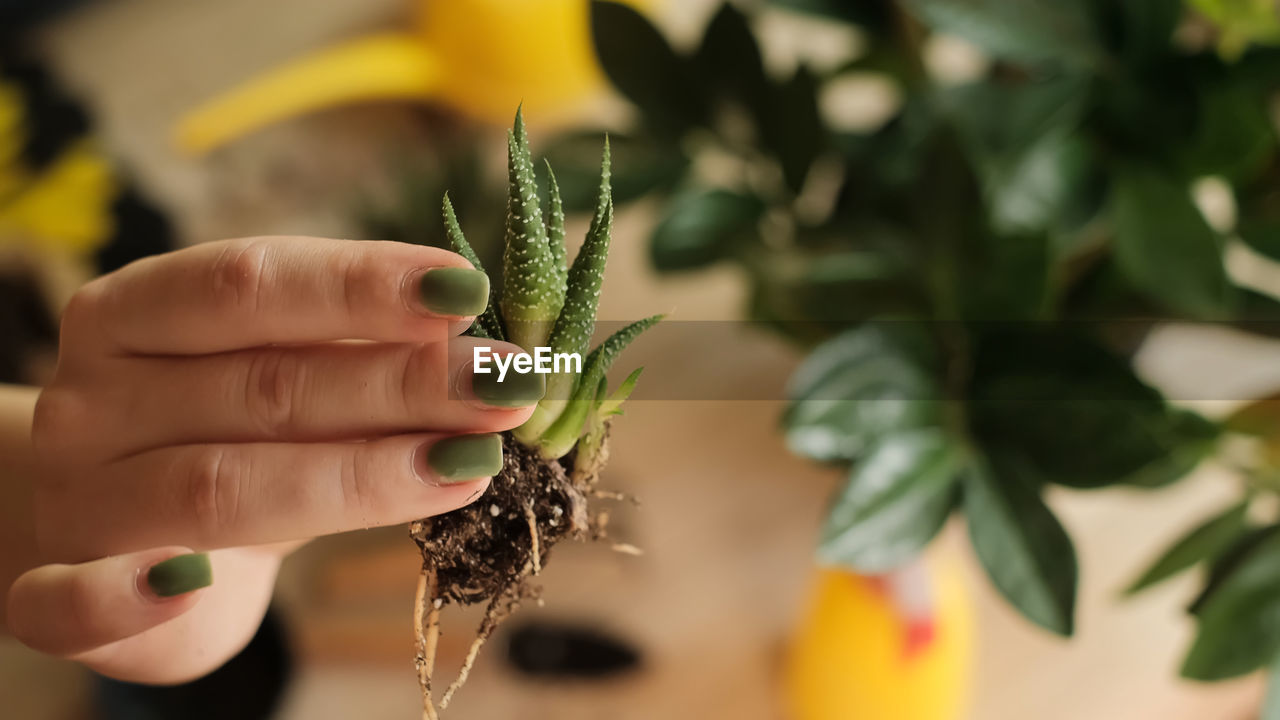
[414,568,440,720]
[525,502,541,576]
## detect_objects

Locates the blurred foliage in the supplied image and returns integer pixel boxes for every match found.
[358,128,508,275]
[572,0,1280,693]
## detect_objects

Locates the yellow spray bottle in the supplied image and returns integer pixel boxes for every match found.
[176,0,651,155]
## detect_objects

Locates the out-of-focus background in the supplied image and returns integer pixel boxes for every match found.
[4,0,1280,718]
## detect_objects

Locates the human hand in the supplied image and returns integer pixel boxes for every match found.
[5,236,542,684]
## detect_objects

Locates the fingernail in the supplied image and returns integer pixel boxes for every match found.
[418,267,490,316]
[145,553,213,598]
[471,367,546,408]
[424,433,504,482]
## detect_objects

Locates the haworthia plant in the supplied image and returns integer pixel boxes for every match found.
[449,108,658,461]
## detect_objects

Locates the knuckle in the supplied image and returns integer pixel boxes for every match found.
[244,350,302,436]
[339,446,379,522]
[335,248,376,319]
[30,390,85,457]
[60,282,100,328]
[396,344,437,415]
[59,279,109,348]
[186,447,241,539]
[209,240,271,314]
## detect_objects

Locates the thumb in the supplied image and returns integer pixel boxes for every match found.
[6,548,211,659]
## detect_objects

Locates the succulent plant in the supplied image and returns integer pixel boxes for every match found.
[409,107,659,718]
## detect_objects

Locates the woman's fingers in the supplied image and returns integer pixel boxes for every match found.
[6,548,210,659]
[45,433,504,558]
[95,337,541,453]
[62,236,488,357]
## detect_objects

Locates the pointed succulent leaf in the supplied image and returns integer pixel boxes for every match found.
[501,108,561,349]
[442,193,504,341]
[443,193,484,272]
[545,159,568,291]
[600,367,644,417]
[548,140,613,361]
[538,314,662,459]
[527,140,616,434]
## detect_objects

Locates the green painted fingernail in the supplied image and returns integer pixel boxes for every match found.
[419,267,490,316]
[146,553,212,598]
[426,434,504,482]
[472,367,546,407]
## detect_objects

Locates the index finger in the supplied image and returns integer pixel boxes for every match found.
[66,236,490,356]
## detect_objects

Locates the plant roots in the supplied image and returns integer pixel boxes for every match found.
[409,431,614,716]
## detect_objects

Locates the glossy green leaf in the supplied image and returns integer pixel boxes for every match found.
[818,428,961,572]
[970,329,1199,489]
[1125,501,1250,595]
[1190,524,1280,615]
[956,232,1052,321]
[650,189,765,271]
[591,1,706,135]
[759,65,826,194]
[1180,79,1275,181]
[784,323,941,463]
[1182,531,1280,679]
[945,75,1092,235]
[1109,164,1234,319]
[904,0,1103,68]
[540,132,687,213]
[1236,166,1280,261]
[1095,0,1182,64]
[964,455,1079,636]
[990,134,1095,236]
[749,247,927,333]
[1122,409,1220,488]
[1240,220,1280,261]
[697,3,769,113]
[946,75,1090,160]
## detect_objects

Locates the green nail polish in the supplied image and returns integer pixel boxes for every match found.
[472,367,546,407]
[427,434,504,482]
[419,267,490,316]
[146,553,212,598]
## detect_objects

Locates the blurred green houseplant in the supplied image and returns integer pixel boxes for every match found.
[557,0,1280,697]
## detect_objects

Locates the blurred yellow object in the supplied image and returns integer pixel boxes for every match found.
[176,0,653,155]
[1190,0,1280,59]
[786,554,973,720]
[0,80,116,256]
